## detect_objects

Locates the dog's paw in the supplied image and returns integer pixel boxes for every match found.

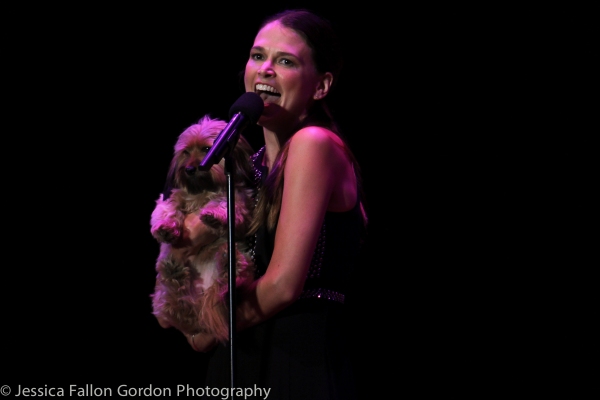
[156,315,172,329]
[151,219,181,243]
[156,257,194,283]
[199,209,227,230]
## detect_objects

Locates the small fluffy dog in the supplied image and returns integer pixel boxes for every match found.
[150,115,256,343]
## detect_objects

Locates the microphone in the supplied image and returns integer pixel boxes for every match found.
[199,92,264,170]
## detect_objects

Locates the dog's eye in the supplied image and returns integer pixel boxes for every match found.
[202,146,211,153]
[183,150,190,156]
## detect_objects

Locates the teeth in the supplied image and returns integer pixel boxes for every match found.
[255,84,279,94]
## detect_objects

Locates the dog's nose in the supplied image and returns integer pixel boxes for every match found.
[185,166,197,175]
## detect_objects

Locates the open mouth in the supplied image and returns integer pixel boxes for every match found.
[255,84,280,101]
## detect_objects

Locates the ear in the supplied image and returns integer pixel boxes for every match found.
[313,72,333,100]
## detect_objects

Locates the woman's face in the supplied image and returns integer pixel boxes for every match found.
[244,20,322,129]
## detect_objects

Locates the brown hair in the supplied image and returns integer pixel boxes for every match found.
[248,9,368,236]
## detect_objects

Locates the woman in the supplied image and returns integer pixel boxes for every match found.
[183,9,368,399]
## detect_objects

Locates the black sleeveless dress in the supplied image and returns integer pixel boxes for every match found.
[202,147,365,400]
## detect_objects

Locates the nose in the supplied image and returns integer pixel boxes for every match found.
[185,166,197,175]
[257,63,275,77]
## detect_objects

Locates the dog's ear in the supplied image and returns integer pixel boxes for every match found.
[162,181,174,200]
[165,150,183,191]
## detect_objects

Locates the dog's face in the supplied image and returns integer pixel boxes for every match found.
[167,115,255,195]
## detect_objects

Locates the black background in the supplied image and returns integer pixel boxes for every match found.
[2,2,593,396]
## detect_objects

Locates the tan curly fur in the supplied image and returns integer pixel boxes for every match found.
[149,115,256,343]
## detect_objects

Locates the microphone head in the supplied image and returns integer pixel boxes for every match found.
[229,92,264,124]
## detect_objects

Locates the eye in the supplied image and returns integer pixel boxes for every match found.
[278,58,294,67]
[201,146,211,153]
[250,52,264,61]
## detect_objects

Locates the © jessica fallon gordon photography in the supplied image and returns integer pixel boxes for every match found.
[2,384,272,399]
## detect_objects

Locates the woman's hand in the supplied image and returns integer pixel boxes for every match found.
[185,331,218,352]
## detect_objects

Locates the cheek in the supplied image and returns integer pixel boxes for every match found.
[285,79,311,101]
[244,63,256,91]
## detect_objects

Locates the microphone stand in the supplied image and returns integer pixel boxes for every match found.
[224,153,238,393]
[198,93,263,394]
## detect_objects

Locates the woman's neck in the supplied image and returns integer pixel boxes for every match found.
[261,127,290,171]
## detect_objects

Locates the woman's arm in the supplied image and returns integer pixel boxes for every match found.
[235,126,352,329]
[185,127,353,350]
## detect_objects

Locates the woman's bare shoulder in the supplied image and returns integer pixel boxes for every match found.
[289,126,344,158]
